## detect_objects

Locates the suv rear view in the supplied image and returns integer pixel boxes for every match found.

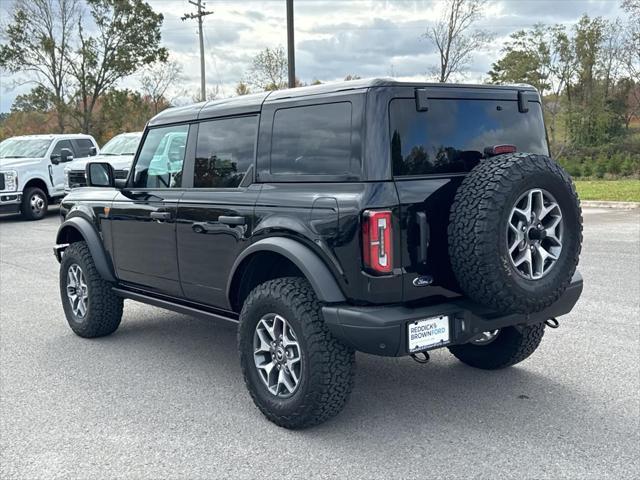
[55,79,582,429]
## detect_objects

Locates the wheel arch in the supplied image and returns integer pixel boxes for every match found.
[227,237,346,312]
[23,177,53,199]
[55,216,116,283]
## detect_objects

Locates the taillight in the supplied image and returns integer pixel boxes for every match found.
[484,144,517,156]
[362,210,393,274]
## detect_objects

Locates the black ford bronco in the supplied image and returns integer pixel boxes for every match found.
[54,79,583,429]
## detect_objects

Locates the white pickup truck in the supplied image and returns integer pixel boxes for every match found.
[0,134,99,220]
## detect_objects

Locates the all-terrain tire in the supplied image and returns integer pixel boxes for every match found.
[21,186,48,220]
[448,323,545,370]
[448,153,582,314]
[59,241,123,338]
[238,277,355,429]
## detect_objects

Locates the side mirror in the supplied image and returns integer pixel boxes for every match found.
[86,162,115,188]
[89,146,98,156]
[61,148,74,162]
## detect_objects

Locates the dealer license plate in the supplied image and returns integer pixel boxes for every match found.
[408,316,450,353]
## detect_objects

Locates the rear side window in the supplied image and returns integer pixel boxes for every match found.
[194,116,258,188]
[72,138,96,157]
[270,102,352,176]
[390,99,549,176]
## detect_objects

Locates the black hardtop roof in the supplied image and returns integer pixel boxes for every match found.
[147,78,538,127]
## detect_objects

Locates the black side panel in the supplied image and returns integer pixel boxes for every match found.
[395,177,464,302]
[109,189,184,296]
[253,182,403,305]
[176,185,262,309]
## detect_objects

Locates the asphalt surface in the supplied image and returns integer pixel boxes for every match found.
[1,207,638,479]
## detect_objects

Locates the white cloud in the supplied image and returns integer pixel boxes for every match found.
[0,0,625,112]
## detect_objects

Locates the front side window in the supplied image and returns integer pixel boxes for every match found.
[194,116,258,188]
[270,102,353,176]
[390,98,549,176]
[132,125,189,188]
[51,140,75,158]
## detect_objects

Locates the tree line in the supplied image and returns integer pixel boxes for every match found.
[0,0,638,179]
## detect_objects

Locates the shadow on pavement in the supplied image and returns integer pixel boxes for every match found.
[41,308,589,442]
[0,205,60,223]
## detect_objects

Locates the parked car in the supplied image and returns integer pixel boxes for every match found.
[65,132,142,192]
[0,134,98,219]
[54,79,583,429]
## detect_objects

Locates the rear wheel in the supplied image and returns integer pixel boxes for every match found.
[238,277,355,429]
[21,187,48,220]
[448,323,545,370]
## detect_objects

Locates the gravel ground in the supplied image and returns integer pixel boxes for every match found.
[1,207,638,479]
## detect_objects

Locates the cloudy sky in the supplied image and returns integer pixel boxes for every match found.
[0,0,624,112]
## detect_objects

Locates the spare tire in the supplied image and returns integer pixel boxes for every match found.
[448,153,582,314]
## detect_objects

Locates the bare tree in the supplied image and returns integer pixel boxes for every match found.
[140,60,182,114]
[0,0,79,132]
[235,82,251,96]
[422,0,492,82]
[246,46,287,91]
[190,85,219,103]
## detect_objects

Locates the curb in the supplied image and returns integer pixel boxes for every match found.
[581,200,640,209]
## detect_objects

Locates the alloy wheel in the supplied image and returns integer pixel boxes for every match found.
[470,329,500,345]
[66,264,88,319]
[507,188,564,280]
[253,313,302,398]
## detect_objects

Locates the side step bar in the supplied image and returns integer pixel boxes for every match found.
[112,287,239,326]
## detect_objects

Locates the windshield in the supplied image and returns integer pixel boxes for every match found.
[0,138,52,159]
[101,134,142,156]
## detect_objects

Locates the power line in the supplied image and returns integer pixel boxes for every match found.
[182,0,214,102]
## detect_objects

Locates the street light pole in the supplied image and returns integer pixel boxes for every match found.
[286,0,296,88]
[182,0,213,102]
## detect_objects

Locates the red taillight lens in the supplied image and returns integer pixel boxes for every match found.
[484,144,517,156]
[362,210,393,274]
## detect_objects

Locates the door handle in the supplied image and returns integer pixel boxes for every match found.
[218,215,245,225]
[150,211,172,221]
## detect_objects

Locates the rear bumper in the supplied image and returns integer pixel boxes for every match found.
[323,271,583,357]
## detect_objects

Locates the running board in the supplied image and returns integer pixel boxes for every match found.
[112,287,239,326]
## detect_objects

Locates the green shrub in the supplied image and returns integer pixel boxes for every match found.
[620,157,633,176]
[582,161,593,177]
[595,157,607,178]
[607,153,623,175]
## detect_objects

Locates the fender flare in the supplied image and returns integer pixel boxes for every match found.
[227,237,346,304]
[56,216,116,283]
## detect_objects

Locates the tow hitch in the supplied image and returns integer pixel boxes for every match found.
[545,317,560,329]
[411,351,430,364]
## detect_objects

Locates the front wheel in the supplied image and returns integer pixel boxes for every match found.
[448,323,545,370]
[238,277,355,429]
[21,187,48,220]
[59,242,123,338]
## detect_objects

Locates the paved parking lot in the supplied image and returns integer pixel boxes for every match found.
[1,206,638,479]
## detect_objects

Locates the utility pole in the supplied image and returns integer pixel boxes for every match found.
[182,0,213,102]
[286,0,296,88]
